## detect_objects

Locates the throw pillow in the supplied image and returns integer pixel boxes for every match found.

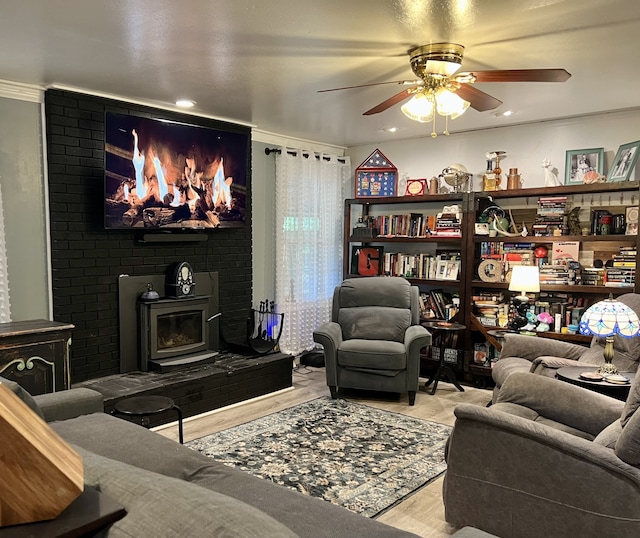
[0,376,45,420]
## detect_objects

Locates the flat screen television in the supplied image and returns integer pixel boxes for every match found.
[104,112,249,230]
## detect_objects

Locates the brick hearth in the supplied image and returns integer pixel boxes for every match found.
[75,352,293,427]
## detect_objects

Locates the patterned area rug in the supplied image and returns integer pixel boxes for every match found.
[186,397,452,517]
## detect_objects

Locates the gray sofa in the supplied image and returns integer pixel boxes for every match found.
[492,293,640,402]
[2,378,417,537]
[444,372,640,538]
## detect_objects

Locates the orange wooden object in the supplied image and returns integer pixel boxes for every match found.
[0,382,83,527]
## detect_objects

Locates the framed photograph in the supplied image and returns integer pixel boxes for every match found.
[436,259,460,281]
[564,148,604,185]
[607,140,640,182]
[350,246,384,276]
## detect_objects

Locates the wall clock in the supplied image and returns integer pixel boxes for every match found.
[477,259,504,283]
[165,262,196,298]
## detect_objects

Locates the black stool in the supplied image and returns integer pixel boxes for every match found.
[421,321,466,395]
[114,395,184,444]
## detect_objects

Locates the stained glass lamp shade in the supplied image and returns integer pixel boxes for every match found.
[579,295,640,374]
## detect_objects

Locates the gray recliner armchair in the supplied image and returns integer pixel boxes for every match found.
[444,372,640,538]
[313,277,431,406]
[492,292,640,402]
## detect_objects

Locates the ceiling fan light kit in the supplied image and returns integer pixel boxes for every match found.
[321,41,571,139]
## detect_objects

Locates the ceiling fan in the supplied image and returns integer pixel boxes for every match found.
[319,43,571,136]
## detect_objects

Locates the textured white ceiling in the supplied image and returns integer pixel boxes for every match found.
[0,0,639,147]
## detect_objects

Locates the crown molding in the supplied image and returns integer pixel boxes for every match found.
[0,80,44,103]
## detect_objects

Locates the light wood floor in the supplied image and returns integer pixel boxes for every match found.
[155,366,492,537]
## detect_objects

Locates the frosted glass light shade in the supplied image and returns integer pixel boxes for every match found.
[435,88,470,119]
[401,93,434,123]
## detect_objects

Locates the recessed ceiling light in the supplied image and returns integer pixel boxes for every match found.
[176,99,196,108]
[493,110,514,117]
[380,127,398,133]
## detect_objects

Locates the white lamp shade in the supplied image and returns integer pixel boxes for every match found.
[579,298,640,338]
[508,265,540,294]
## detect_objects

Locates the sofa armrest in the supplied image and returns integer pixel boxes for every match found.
[529,355,584,375]
[496,372,624,436]
[500,333,588,362]
[405,325,431,380]
[35,388,104,422]
[445,403,640,524]
[313,322,343,384]
[405,325,431,358]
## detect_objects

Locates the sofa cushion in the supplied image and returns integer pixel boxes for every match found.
[491,357,533,388]
[338,339,406,371]
[337,277,411,309]
[491,402,595,440]
[621,373,640,427]
[338,306,410,343]
[593,420,622,449]
[76,447,299,537]
[0,376,44,420]
[615,409,640,466]
[51,413,417,538]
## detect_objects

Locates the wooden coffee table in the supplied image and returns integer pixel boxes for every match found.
[556,366,635,401]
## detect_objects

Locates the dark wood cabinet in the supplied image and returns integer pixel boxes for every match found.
[0,320,74,395]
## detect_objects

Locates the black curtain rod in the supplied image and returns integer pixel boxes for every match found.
[264,147,347,163]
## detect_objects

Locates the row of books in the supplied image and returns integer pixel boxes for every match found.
[383,251,461,279]
[371,210,463,238]
[606,245,636,286]
[533,196,569,236]
[432,210,462,237]
[373,213,434,237]
[420,289,459,321]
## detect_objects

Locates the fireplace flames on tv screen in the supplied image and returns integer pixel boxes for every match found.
[104,112,249,230]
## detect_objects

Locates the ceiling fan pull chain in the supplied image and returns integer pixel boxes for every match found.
[443,115,450,136]
[431,114,437,138]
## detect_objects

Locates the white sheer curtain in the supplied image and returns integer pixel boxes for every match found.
[0,185,10,322]
[274,149,350,356]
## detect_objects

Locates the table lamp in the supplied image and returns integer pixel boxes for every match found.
[507,265,540,330]
[579,295,640,375]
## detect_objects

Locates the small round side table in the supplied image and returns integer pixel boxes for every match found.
[114,395,184,444]
[556,366,635,401]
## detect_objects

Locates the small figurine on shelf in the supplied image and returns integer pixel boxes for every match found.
[568,206,582,236]
[536,312,554,332]
[542,159,562,187]
[484,151,506,191]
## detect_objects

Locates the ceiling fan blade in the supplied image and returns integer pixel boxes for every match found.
[318,79,420,93]
[363,88,415,115]
[454,84,503,112]
[458,68,571,83]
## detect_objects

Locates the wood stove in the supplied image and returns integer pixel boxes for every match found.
[138,295,217,372]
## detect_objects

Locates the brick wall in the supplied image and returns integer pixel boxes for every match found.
[45,89,252,382]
